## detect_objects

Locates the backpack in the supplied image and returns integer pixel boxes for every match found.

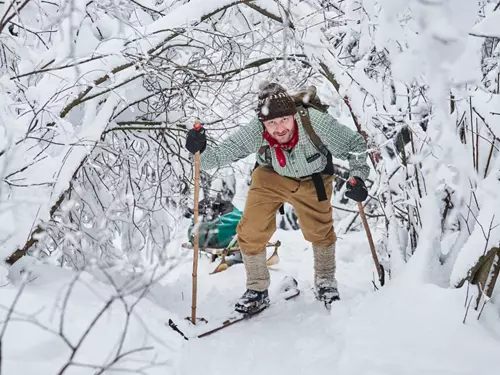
[293,85,329,113]
[188,206,242,249]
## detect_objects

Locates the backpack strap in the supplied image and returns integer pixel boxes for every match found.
[256,144,272,165]
[297,106,334,173]
[297,106,329,156]
[297,106,334,202]
[258,145,269,156]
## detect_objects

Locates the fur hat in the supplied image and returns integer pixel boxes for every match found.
[256,81,297,121]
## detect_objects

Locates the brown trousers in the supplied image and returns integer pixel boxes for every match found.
[236,166,336,256]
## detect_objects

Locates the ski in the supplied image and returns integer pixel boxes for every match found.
[197,287,300,338]
[166,276,300,340]
[195,276,299,338]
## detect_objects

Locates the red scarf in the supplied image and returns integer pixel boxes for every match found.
[262,122,299,167]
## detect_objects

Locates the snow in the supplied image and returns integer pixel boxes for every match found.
[173,228,500,375]
[336,282,499,375]
[0,257,183,374]
[450,166,500,287]
[472,11,500,38]
[2,217,499,374]
[2,0,500,373]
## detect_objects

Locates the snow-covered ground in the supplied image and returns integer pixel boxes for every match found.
[1,224,500,375]
[173,228,500,375]
[0,258,185,374]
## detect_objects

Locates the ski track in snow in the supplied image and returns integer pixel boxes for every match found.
[166,228,500,375]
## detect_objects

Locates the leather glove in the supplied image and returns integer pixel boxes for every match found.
[345,176,368,202]
[185,123,206,154]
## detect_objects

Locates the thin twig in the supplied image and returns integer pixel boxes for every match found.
[472,107,500,142]
[475,118,479,172]
[484,139,495,177]
[470,98,476,170]
[463,295,473,324]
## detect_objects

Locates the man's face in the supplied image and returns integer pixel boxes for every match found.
[263,116,295,144]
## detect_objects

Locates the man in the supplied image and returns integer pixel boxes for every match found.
[185,83,369,313]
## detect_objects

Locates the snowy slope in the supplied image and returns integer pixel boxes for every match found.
[1,221,499,374]
[167,228,500,375]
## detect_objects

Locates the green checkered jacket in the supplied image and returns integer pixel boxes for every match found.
[200,108,370,180]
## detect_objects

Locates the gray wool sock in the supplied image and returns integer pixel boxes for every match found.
[313,243,337,287]
[241,250,270,292]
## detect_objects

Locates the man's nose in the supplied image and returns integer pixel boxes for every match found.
[275,124,286,133]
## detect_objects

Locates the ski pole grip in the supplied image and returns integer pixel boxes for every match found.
[193,120,203,131]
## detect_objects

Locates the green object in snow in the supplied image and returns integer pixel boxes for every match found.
[189,207,242,248]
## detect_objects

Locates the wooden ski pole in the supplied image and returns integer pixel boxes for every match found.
[357,201,384,285]
[349,177,385,286]
[191,120,202,324]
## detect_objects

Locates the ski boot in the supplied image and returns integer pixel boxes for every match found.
[314,280,340,309]
[234,289,270,315]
